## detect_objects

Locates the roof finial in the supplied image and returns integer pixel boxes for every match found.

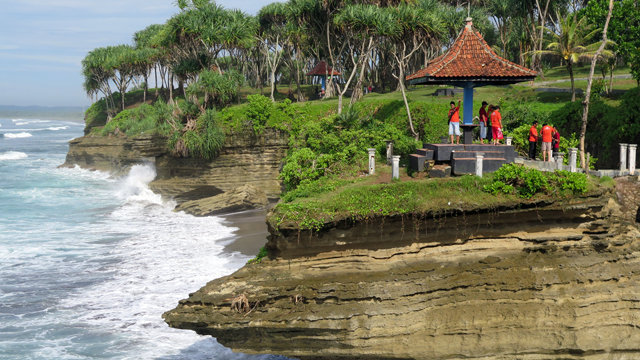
[467,1,471,18]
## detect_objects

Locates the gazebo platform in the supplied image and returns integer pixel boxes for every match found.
[409,143,518,175]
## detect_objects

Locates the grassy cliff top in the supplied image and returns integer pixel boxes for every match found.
[267,164,614,233]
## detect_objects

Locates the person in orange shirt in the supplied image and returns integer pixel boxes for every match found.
[448,100,461,144]
[491,105,503,145]
[528,121,538,160]
[541,123,553,162]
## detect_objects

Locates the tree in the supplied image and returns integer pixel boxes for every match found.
[258,2,290,102]
[537,13,611,101]
[580,0,614,171]
[385,4,444,139]
[82,47,116,118]
[333,4,383,111]
[585,0,640,85]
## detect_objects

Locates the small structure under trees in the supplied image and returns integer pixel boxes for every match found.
[306,61,341,93]
[407,17,537,144]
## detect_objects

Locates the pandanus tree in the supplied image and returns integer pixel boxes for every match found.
[384,4,444,139]
[134,25,164,101]
[106,45,138,111]
[82,47,116,118]
[333,4,385,112]
[258,2,290,102]
[537,13,612,101]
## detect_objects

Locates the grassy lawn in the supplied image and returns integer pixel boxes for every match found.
[535,64,632,82]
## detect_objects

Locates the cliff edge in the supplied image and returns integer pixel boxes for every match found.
[163,185,640,360]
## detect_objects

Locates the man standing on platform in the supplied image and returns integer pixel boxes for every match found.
[448,100,461,145]
[541,123,553,162]
[479,101,488,144]
[528,121,538,160]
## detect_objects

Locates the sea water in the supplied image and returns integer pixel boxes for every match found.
[0,118,283,360]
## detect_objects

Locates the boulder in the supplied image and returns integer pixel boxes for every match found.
[174,184,268,216]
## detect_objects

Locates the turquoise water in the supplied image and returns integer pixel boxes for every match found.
[0,118,281,359]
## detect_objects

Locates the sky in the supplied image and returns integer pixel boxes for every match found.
[0,0,277,107]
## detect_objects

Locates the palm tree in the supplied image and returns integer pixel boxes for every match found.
[537,13,612,101]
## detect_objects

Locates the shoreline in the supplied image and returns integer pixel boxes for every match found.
[219,209,269,257]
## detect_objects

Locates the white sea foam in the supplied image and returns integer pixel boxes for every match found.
[0,151,28,160]
[46,126,68,131]
[56,164,267,359]
[3,132,32,138]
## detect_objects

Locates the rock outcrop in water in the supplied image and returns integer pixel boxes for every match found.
[62,129,288,202]
[163,184,640,360]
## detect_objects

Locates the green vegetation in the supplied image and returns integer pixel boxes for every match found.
[247,246,268,264]
[77,0,635,232]
[484,164,587,198]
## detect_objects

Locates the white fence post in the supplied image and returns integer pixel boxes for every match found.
[368,148,376,175]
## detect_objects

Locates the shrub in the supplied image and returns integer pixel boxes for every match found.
[100,102,173,137]
[549,170,588,194]
[245,94,273,134]
[177,109,225,160]
[490,164,548,198]
[247,246,268,264]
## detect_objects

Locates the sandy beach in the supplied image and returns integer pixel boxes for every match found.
[220,209,269,257]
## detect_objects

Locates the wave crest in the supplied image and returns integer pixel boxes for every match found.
[0,151,28,160]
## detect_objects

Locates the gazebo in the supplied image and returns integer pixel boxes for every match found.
[407,17,537,144]
[306,61,341,91]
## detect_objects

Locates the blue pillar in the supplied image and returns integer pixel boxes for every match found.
[463,85,473,125]
[321,76,326,91]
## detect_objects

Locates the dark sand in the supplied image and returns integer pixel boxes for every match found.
[220,209,269,256]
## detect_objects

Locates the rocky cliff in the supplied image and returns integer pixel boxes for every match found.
[163,185,640,360]
[62,129,288,201]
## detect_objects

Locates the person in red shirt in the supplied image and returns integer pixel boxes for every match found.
[541,123,553,162]
[479,101,488,144]
[448,100,461,144]
[491,105,503,145]
[528,121,538,160]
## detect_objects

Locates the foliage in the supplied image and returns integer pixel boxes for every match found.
[100,102,173,136]
[187,69,243,109]
[269,175,500,231]
[247,246,268,264]
[484,164,589,199]
[178,109,226,160]
[585,0,640,83]
[489,164,549,198]
[245,94,274,134]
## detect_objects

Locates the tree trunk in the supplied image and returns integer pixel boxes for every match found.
[580,0,614,171]
[398,69,418,140]
[169,73,174,103]
[270,69,277,102]
[143,72,148,103]
[154,66,159,97]
[569,61,576,102]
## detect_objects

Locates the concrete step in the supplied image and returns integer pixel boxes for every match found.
[451,150,502,160]
[452,157,507,175]
[409,154,429,172]
[416,148,434,160]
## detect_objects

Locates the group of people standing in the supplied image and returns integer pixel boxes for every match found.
[447,100,503,145]
[528,121,560,161]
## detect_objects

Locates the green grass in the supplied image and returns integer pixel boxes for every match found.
[535,64,632,82]
[267,166,610,232]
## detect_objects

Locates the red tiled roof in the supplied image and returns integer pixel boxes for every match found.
[306,61,341,76]
[407,22,536,83]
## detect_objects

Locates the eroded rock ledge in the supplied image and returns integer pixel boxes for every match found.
[163,194,640,360]
[62,129,288,202]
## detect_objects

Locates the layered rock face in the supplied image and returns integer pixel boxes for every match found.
[164,195,640,360]
[62,129,288,200]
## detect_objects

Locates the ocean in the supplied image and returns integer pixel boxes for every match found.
[0,118,282,360]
